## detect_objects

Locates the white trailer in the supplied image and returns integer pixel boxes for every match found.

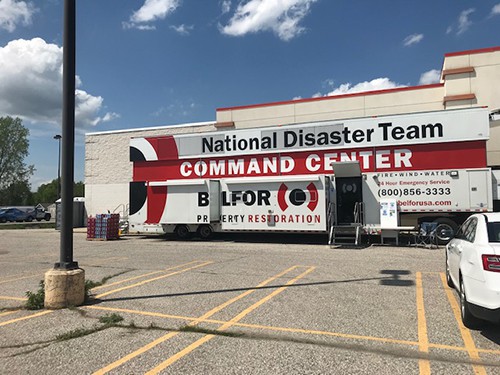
[133,175,330,239]
[128,107,496,244]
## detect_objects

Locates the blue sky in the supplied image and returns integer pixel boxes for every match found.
[0,0,499,190]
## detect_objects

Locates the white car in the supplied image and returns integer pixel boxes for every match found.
[445,213,500,328]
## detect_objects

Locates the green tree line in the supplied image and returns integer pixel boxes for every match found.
[0,116,84,206]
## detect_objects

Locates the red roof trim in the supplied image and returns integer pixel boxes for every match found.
[217,83,443,112]
[444,46,500,57]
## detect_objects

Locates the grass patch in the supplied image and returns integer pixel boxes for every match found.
[0,222,55,230]
[56,314,124,341]
[25,281,45,310]
[84,270,133,302]
[56,327,103,341]
[98,313,124,325]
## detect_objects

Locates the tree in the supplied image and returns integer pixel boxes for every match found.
[33,179,85,204]
[0,181,34,206]
[74,181,85,197]
[0,117,34,195]
[33,180,58,204]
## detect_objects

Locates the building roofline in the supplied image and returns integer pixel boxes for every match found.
[444,46,500,57]
[216,84,443,112]
[85,121,216,136]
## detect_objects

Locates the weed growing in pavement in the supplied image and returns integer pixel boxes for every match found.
[56,314,124,341]
[99,313,124,325]
[25,281,45,310]
[56,327,99,341]
[179,325,243,338]
[84,270,133,302]
[84,279,99,302]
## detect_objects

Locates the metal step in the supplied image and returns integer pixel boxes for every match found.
[329,224,361,246]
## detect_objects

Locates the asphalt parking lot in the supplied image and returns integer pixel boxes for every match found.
[1,229,499,374]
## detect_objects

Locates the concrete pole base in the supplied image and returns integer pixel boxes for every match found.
[44,268,85,309]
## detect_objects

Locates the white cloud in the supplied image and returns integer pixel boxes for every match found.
[456,8,474,35]
[126,0,180,30]
[220,0,317,41]
[403,33,423,47]
[446,8,475,35]
[324,78,405,96]
[170,24,194,35]
[0,0,36,32]
[418,69,441,85]
[0,38,118,128]
[491,3,500,16]
[221,0,231,14]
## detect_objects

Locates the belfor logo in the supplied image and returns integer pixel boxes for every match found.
[277,183,318,212]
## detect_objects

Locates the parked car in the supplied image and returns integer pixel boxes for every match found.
[0,208,34,223]
[32,207,51,221]
[445,213,500,328]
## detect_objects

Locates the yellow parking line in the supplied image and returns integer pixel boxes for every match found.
[95,261,213,299]
[146,266,315,375]
[92,265,302,375]
[439,273,487,375]
[85,305,419,347]
[0,274,43,285]
[429,342,500,355]
[91,260,204,291]
[416,272,431,375]
[0,310,20,317]
[87,305,500,356]
[0,310,52,327]
[0,296,27,301]
[0,252,56,264]
[86,305,191,321]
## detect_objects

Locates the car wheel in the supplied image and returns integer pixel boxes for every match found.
[459,277,483,329]
[0,218,6,223]
[44,214,51,221]
[197,225,212,240]
[174,225,190,240]
[445,252,454,288]
[26,216,34,222]
[36,218,42,222]
[434,218,458,245]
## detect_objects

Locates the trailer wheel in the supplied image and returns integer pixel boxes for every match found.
[197,225,212,240]
[174,225,190,240]
[433,218,458,245]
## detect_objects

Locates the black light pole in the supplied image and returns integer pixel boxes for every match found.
[56,0,78,270]
[53,134,62,200]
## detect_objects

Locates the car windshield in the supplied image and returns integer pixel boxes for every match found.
[487,221,500,243]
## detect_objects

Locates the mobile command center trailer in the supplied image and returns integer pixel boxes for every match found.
[128,107,494,244]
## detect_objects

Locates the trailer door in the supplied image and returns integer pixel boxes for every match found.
[468,170,491,210]
[336,177,363,224]
[331,161,363,225]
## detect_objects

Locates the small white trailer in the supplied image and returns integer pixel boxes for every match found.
[133,175,330,239]
[128,107,496,244]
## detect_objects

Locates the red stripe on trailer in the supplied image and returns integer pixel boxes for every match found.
[146,185,168,224]
[132,141,487,182]
[146,136,179,161]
